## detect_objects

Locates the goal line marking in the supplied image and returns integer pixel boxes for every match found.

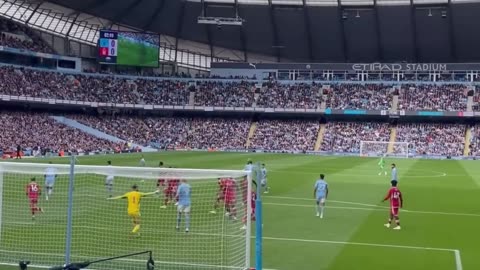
[0,250,278,270]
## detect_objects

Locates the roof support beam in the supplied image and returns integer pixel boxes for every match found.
[302,0,314,61]
[447,0,457,61]
[236,0,248,62]
[269,0,281,62]
[25,2,42,24]
[200,0,214,62]
[337,0,348,62]
[373,0,383,61]
[142,0,165,30]
[174,0,187,63]
[66,12,80,37]
[410,0,419,62]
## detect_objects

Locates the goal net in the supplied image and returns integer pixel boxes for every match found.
[360,141,413,158]
[0,162,252,270]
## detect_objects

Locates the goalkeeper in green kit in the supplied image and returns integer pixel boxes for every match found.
[378,155,387,176]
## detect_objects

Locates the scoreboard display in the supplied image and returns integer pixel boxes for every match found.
[97,30,160,68]
[98,31,118,64]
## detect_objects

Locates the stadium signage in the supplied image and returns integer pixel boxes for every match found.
[352,63,447,72]
[212,62,480,72]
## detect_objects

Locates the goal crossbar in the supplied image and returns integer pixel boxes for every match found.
[0,162,249,180]
[360,141,413,158]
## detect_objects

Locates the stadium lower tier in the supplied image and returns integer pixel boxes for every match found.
[0,111,475,157]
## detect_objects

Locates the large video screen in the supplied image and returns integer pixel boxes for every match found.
[98,30,160,67]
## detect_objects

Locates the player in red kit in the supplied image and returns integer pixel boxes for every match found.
[157,178,166,196]
[25,177,43,220]
[224,178,237,220]
[382,180,403,230]
[161,179,180,208]
[157,161,166,197]
[210,178,227,214]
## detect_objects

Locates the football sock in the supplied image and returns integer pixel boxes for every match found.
[185,214,190,230]
[132,225,140,233]
[176,213,181,228]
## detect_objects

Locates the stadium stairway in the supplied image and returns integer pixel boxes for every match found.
[464,126,472,156]
[189,91,195,106]
[51,116,157,152]
[320,85,329,110]
[387,127,397,154]
[314,124,326,151]
[467,91,474,112]
[245,121,257,148]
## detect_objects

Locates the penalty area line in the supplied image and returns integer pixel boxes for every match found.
[266,195,388,208]
[261,237,463,270]
[265,196,480,217]
[454,250,463,270]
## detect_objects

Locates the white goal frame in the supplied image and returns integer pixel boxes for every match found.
[360,141,414,158]
[0,161,253,270]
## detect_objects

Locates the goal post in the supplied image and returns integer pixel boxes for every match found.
[0,161,253,270]
[360,141,413,158]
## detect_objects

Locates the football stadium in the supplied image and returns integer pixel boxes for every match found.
[0,0,479,270]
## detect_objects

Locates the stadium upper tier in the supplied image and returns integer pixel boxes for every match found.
[0,66,478,111]
[0,17,53,54]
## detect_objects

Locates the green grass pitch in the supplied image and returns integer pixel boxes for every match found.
[1,152,480,270]
[117,37,159,67]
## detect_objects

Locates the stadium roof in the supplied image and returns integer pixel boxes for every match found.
[6,0,480,64]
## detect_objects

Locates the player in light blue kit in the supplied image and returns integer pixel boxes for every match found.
[313,174,329,219]
[261,163,269,194]
[176,179,191,233]
[244,160,253,172]
[391,163,398,182]
[44,161,57,201]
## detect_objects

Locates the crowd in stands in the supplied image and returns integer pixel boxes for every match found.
[194,81,255,107]
[398,84,468,111]
[184,118,250,149]
[256,83,321,109]
[72,115,189,148]
[325,84,393,110]
[0,109,472,157]
[0,18,53,54]
[250,120,319,151]
[321,122,391,153]
[396,123,465,156]
[72,115,250,150]
[0,67,190,105]
[0,65,476,111]
[0,112,120,155]
[468,126,480,156]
